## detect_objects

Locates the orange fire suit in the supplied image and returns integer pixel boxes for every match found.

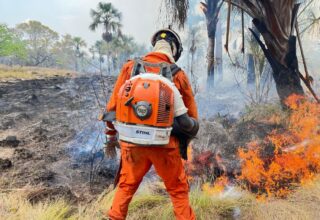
[106,52,198,220]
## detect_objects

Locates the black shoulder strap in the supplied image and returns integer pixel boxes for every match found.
[170,64,181,77]
[159,63,173,81]
[130,58,146,78]
[130,58,176,81]
[170,64,181,76]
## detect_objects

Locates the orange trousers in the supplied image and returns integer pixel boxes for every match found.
[108,146,196,220]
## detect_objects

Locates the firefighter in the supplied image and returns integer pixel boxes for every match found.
[104,28,199,220]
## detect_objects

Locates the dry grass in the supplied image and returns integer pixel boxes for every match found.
[79,185,256,220]
[0,192,76,220]
[0,64,76,80]
[1,178,319,220]
[242,102,287,122]
[254,178,320,220]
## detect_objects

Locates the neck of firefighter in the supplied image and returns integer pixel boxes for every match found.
[153,40,176,63]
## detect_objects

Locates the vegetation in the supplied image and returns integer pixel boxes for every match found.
[1,178,320,220]
[164,0,320,104]
[89,2,122,42]
[0,192,76,220]
[16,20,59,67]
[0,3,144,75]
[199,0,223,88]
[52,34,87,71]
[0,64,75,80]
[0,24,26,59]
[1,1,320,220]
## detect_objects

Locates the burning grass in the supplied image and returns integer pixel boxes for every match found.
[238,95,320,197]
[192,94,320,199]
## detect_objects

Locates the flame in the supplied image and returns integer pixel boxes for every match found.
[184,143,195,181]
[202,176,229,195]
[238,94,320,197]
[187,144,193,162]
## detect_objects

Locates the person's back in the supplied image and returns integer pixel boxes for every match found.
[103,28,199,220]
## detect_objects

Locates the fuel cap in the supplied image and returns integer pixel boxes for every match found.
[134,101,152,120]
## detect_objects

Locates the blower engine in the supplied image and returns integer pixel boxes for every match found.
[114,73,177,145]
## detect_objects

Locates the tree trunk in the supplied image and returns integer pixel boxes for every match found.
[99,56,103,75]
[247,22,257,85]
[202,0,222,90]
[271,38,304,103]
[207,34,216,89]
[75,58,79,72]
[247,55,255,84]
[215,17,223,81]
[227,1,305,104]
[251,19,304,104]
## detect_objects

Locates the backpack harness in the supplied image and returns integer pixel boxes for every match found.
[113,58,181,146]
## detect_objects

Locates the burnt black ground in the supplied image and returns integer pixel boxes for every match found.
[0,74,116,202]
[0,73,283,203]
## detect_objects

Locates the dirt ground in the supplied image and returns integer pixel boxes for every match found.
[0,71,284,204]
[0,74,117,202]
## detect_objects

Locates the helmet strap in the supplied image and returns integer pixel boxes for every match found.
[171,42,177,58]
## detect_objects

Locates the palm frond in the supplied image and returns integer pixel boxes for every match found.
[89,21,99,31]
[90,9,100,18]
[164,0,189,28]
[298,0,320,36]
[89,2,122,40]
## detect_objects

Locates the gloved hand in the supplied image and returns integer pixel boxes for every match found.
[104,135,119,159]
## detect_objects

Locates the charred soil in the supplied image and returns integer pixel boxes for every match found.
[0,74,116,203]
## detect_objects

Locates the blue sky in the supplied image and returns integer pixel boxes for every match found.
[0,0,162,46]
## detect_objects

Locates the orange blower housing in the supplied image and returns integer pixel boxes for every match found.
[116,76,174,128]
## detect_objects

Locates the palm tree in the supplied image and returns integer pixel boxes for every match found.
[89,2,122,42]
[105,35,138,73]
[72,37,87,71]
[200,0,223,89]
[164,0,222,89]
[73,37,87,54]
[94,40,106,74]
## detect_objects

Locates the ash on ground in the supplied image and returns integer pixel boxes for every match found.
[0,74,118,202]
